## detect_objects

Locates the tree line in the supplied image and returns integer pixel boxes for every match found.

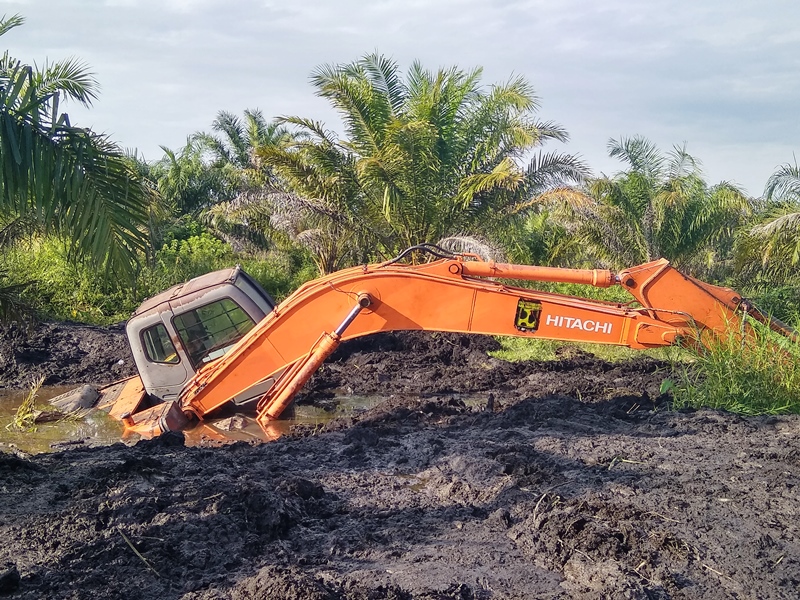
[1,14,798,324]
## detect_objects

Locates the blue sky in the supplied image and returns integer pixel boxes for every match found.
[6,0,800,196]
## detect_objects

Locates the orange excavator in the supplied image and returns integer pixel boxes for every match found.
[97,244,799,438]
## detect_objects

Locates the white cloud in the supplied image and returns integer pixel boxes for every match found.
[5,0,800,194]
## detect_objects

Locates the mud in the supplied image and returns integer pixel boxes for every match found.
[0,321,136,389]
[1,325,799,599]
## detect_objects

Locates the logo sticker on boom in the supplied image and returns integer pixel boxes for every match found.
[515,299,542,332]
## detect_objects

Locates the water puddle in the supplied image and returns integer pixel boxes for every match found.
[183,394,387,445]
[0,387,391,453]
[0,387,490,454]
[0,386,125,454]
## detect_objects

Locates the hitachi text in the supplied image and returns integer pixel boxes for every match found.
[544,315,613,334]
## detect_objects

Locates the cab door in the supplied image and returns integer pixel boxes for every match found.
[127,310,191,402]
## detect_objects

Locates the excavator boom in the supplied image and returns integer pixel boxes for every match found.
[166,248,796,435]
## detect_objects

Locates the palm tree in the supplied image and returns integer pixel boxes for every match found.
[254,117,386,273]
[575,136,750,276]
[193,108,294,191]
[206,117,373,275]
[0,14,152,280]
[741,161,800,282]
[151,137,239,214]
[260,53,586,260]
[164,109,303,261]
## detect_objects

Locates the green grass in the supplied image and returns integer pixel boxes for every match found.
[670,323,800,415]
[0,234,317,325]
[490,336,682,364]
[6,376,44,432]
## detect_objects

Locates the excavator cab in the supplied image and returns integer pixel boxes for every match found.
[126,265,275,402]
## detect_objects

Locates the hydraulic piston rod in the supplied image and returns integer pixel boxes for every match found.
[459,260,615,287]
[256,293,372,425]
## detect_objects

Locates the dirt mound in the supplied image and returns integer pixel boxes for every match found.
[0,321,136,389]
[305,331,668,406]
[0,324,799,599]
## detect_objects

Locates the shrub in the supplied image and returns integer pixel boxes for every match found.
[0,234,318,324]
[743,285,800,329]
[1,238,132,323]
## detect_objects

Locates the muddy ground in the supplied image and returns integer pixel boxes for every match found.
[0,322,799,599]
[0,321,136,390]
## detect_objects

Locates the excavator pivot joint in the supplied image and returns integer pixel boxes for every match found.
[357,292,372,308]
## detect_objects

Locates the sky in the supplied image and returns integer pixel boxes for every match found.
[5,0,800,197]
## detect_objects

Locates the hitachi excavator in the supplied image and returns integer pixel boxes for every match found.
[95,244,799,439]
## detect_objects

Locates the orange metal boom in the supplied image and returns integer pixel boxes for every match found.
[177,252,797,432]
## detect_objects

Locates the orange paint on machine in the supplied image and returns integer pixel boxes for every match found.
[92,243,798,438]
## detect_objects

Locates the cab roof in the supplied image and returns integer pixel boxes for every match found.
[132,266,241,317]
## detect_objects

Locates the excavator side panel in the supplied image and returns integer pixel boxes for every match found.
[97,375,148,419]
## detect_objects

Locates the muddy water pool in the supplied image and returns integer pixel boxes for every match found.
[0,386,124,454]
[0,386,491,453]
[0,387,453,453]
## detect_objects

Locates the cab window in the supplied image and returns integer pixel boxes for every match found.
[141,323,179,364]
[173,298,256,368]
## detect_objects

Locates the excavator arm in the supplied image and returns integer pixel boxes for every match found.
[171,247,798,434]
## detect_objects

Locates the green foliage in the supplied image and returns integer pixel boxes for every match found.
[735,161,800,285]
[2,238,135,322]
[136,234,317,308]
[193,108,293,184]
[672,323,800,415]
[0,233,317,324]
[151,141,236,214]
[256,122,380,273]
[504,209,582,267]
[490,336,561,362]
[147,111,303,277]
[260,53,587,267]
[151,109,295,220]
[159,214,206,245]
[491,335,676,364]
[0,14,152,284]
[742,285,800,328]
[576,137,750,277]
[532,280,634,304]
[139,233,316,302]
[0,268,33,321]
[238,249,318,301]
[141,233,233,295]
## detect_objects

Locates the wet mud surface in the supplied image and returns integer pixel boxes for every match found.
[0,321,136,389]
[1,324,799,598]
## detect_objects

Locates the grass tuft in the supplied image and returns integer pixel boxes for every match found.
[491,336,680,364]
[6,376,45,432]
[671,322,800,415]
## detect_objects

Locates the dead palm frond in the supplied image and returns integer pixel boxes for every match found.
[7,376,44,432]
[437,235,506,262]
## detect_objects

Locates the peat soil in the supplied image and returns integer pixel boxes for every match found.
[0,324,799,599]
[0,321,136,389]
